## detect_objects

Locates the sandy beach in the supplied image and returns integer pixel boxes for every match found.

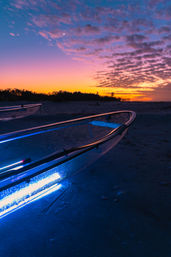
[0,101,170,257]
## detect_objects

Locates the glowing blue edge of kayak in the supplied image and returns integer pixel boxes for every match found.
[0,127,65,144]
[0,122,87,145]
[0,172,61,219]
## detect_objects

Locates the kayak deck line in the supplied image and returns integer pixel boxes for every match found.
[0,110,136,219]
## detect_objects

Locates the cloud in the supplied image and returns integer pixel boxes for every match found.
[140,82,171,101]
[11,0,28,9]
[74,24,100,35]
[93,35,119,45]
[159,26,171,34]
[126,34,147,43]
[9,32,20,37]
[9,32,15,37]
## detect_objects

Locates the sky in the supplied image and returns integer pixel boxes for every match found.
[0,0,171,101]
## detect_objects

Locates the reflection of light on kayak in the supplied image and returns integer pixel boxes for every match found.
[0,172,61,219]
[8,165,24,171]
[0,158,31,174]
[89,120,120,129]
[0,160,24,172]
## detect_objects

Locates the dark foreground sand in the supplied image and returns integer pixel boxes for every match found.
[0,101,170,257]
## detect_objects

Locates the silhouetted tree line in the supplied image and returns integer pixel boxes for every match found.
[0,89,121,102]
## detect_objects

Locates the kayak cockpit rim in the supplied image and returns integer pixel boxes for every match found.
[0,110,136,143]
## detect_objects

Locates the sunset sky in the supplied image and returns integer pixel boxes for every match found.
[0,0,171,101]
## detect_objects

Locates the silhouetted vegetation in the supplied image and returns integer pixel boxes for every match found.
[0,89,121,102]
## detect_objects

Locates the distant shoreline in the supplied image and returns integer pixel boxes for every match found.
[0,89,121,102]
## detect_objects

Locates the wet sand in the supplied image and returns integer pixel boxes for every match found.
[0,101,170,257]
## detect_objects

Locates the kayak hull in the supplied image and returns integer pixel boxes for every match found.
[0,110,135,218]
[0,103,42,121]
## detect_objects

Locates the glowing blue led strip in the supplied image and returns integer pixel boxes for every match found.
[0,122,87,145]
[0,127,63,144]
[0,172,61,219]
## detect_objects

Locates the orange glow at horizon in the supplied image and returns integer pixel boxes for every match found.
[0,60,170,102]
[0,58,98,94]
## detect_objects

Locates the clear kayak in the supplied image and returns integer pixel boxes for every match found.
[0,103,42,121]
[0,110,136,218]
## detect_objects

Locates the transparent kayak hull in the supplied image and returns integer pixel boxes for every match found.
[0,110,136,218]
[0,103,42,121]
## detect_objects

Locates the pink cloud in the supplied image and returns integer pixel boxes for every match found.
[9,32,20,37]
[38,31,49,39]
[9,32,15,36]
